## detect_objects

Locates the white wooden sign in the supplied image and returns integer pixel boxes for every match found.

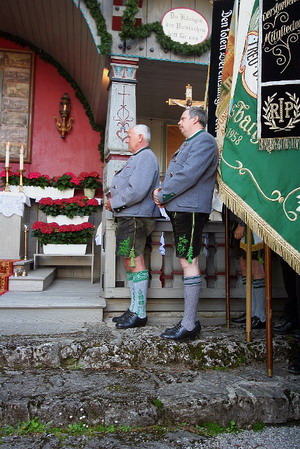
[161,8,209,45]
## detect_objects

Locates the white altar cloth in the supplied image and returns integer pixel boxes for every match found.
[0,191,31,217]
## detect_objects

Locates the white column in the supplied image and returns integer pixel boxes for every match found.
[100,57,139,294]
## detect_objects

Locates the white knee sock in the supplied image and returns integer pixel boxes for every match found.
[132,270,149,318]
[252,278,266,322]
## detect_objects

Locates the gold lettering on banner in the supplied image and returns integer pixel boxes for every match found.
[262,92,300,132]
[229,101,258,144]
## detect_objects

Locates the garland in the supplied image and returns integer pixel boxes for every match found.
[0,31,105,161]
[83,0,112,55]
[119,0,211,57]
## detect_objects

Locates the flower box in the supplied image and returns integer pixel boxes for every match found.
[32,221,95,246]
[9,185,74,199]
[46,215,89,225]
[39,196,99,218]
[42,244,87,255]
[83,188,96,198]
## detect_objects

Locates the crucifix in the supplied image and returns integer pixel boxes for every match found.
[166,84,204,108]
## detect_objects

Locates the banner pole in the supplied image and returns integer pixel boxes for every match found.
[264,243,273,377]
[246,226,252,342]
[225,207,231,328]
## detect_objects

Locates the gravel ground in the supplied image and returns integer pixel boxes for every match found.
[1,425,299,449]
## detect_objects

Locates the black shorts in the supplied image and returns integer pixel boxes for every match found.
[167,211,209,261]
[115,217,156,258]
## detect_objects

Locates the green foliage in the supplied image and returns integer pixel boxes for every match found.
[152,398,164,409]
[67,422,89,435]
[83,0,112,54]
[195,420,240,437]
[1,417,48,435]
[117,237,131,257]
[252,422,265,432]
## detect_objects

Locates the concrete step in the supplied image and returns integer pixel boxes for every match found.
[13,258,33,275]
[0,278,106,333]
[8,267,56,292]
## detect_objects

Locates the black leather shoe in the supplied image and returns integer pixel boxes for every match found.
[273,320,296,335]
[116,312,147,329]
[112,309,131,323]
[251,316,266,329]
[242,316,266,329]
[288,361,300,375]
[231,313,246,324]
[160,323,200,341]
[163,321,201,336]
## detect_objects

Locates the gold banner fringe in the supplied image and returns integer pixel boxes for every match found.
[217,173,300,275]
[258,137,300,152]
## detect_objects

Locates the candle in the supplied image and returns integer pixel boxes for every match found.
[5,142,10,167]
[20,145,24,170]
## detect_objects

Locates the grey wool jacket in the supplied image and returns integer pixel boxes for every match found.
[110,146,160,217]
[157,130,218,213]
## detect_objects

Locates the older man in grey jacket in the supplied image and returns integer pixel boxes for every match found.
[105,124,160,329]
[153,107,218,341]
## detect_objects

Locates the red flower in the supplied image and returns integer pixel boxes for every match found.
[87,198,98,206]
[28,172,42,179]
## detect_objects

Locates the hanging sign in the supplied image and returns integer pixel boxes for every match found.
[161,8,209,45]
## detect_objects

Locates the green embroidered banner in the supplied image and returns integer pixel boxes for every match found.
[219,0,300,273]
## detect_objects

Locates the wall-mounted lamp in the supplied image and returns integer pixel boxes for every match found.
[54,93,74,139]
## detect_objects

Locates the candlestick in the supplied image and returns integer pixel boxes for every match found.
[5,142,10,168]
[18,168,25,193]
[20,145,24,170]
[4,166,11,192]
[23,224,29,261]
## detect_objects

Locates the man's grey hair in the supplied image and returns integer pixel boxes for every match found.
[187,107,207,128]
[132,124,151,142]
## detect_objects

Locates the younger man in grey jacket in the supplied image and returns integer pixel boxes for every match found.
[153,107,218,341]
[105,124,160,329]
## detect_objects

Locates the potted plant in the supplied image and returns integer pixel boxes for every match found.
[0,170,24,186]
[32,221,95,255]
[38,196,100,224]
[23,172,52,188]
[51,172,80,191]
[78,171,102,198]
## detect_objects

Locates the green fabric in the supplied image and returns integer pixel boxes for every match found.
[162,192,175,202]
[219,0,300,274]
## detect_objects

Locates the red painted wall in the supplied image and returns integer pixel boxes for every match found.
[0,38,103,179]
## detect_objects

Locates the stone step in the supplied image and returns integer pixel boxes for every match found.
[0,363,299,428]
[8,267,56,292]
[0,323,289,371]
[0,325,298,428]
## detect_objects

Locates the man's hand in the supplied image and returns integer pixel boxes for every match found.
[105,199,112,211]
[153,187,164,208]
[234,224,245,240]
